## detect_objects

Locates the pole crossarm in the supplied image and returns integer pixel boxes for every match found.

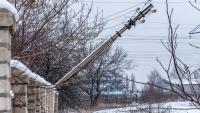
[54,3,154,87]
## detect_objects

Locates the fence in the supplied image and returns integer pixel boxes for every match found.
[98,94,135,105]
[79,94,136,110]
[0,8,58,113]
[11,60,59,113]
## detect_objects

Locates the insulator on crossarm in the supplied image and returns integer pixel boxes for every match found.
[136,8,140,13]
[140,19,145,23]
[151,9,157,13]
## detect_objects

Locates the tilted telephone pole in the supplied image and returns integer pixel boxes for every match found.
[55,2,155,87]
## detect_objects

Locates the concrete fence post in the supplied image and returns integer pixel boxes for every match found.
[0,9,16,113]
[11,69,29,113]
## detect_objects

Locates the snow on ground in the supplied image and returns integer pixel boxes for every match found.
[94,101,200,113]
[0,0,19,20]
[163,101,200,113]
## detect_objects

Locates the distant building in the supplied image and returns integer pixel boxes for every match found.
[101,75,130,95]
[155,79,200,95]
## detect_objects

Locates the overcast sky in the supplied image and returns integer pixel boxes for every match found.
[84,0,200,88]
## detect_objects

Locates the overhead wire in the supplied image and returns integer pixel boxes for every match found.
[88,1,145,20]
[86,1,148,32]
[104,27,196,30]
[85,0,199,36]
[190,24,200,34]
[103,1,152,23]
[87,0,198,35]
[84,0,200,64]
[102,22,198,30]
[146,21,198,26]
[104,8,137,23]
[103,1,147,19]
[83,1,190,4]
[96,37,200,41]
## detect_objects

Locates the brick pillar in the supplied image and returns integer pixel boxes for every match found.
[0,10,16,113]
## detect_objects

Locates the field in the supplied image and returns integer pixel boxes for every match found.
[93,101,200,113]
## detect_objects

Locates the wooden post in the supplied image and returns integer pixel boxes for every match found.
[0,9,16,113]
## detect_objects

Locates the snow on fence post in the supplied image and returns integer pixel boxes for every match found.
[0,0,18,113]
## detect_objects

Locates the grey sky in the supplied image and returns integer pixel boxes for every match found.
[85,0,200,88]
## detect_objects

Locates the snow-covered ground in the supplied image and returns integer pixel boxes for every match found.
[94,101,200,113]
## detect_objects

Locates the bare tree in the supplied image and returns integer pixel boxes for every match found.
[75,43,132,108]
[141,69,163,103]
[157,0,200,109]
[9,0,104,110]
[148,69,162,85]
[131,73,136,93]
[189,0,200,12]
[125,75,129,90]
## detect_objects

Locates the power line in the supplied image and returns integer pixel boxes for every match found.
[104,27,195,30]
[190,24,200,34]
[98,34,200,38]
[83,1,189,4]
[104,8,137,22]
[88,1,145,21]
[103,23,124,30]
[103,22,198,30]
[103,1,153,22]
[104,25,196,30]
[90,1,146,22]
[103,1,146,19]
[128,54,200,56]
[96,38,200,41]
[146,21,198,26]
[132,53,200,55]
[124,50,200,52]
[130,56,199,58]
[129,53,200,54]
[114,42,200,44]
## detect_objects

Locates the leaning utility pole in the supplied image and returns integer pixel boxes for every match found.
[55,2,155,87]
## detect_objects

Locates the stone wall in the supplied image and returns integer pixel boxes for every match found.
[11,63,59,113]
[0,9,59,113]
[0,10,15,113]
